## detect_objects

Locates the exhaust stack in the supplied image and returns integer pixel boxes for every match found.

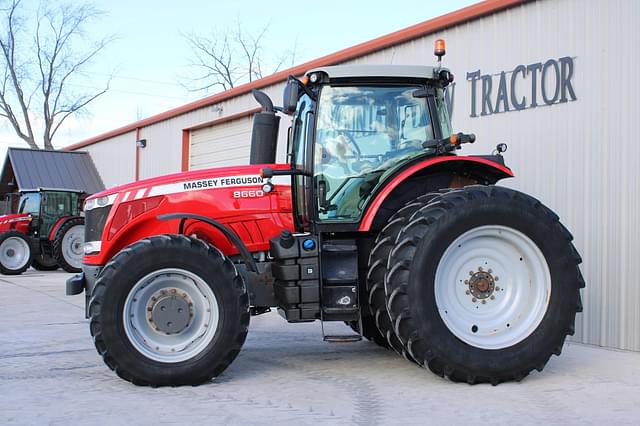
[250,90,280,165]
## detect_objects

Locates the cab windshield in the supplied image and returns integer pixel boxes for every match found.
[18,192,41,215]
[314,85,436,221]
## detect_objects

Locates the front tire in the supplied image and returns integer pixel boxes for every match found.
[89,234,249,386]
[0,231,33,275]
[53,218,85,273]
[385,186,584,384]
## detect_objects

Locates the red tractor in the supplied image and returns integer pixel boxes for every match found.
[0,189,85,274]
[68,44,584,386]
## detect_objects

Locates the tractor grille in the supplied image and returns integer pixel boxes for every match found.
[85,205,112,242]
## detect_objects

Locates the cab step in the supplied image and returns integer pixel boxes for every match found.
[323,334,363,343]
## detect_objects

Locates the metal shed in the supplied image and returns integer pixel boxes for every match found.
[0,148,104,194]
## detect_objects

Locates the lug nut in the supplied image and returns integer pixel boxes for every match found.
[481,300,487,304]
[490,295,495,300]
[469,271,474,276]
[464,280,469,284]
[488,269,493,274]
[478,266,483,272]
[472,297,477,303]
[496,286,500,291]
[495,277,499,281]
[465,290,470,295]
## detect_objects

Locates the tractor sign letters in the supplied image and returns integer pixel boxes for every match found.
[466,56,577,117]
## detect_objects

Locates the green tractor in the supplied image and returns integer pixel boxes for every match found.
[0,189,85,274]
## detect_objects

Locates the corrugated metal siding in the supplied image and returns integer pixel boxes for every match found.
[190,117,253,169]
[136,81,290,179]
[347,0,639,350]
[81,131,136,188]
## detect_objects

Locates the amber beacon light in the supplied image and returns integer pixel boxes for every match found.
[434,39,446,58]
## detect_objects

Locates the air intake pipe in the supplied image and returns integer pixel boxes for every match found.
[250,90,280,164]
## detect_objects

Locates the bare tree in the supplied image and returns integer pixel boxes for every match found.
[182,21,296,93]
[0,0,112,150]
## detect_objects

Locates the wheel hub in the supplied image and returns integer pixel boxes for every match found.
[6,248,14,257]
[147,288,193,334]
[468,268,496,299]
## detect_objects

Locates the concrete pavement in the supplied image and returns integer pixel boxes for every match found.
[1,270,639,425]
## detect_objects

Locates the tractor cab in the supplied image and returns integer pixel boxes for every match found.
[253,63,477,232]
[288,65,455,227]
[6,189,84,238]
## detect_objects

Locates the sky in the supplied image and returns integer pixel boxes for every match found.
[0,0,477,154]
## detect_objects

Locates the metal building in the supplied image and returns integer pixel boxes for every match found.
[66,0,640,351]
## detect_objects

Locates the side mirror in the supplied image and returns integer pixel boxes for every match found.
[283,79,299,114]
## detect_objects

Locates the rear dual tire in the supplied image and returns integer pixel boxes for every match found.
[379,186,583,384]
[32,253,59,271]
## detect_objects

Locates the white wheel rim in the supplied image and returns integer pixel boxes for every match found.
[0,237,30,270]
[62,225,84,269]
[123,268,220,363]
[434,225,551,350]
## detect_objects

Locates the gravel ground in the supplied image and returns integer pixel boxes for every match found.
[1,270,639,425]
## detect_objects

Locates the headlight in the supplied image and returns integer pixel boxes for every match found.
[96,196,110,207]
[84,194,117,211]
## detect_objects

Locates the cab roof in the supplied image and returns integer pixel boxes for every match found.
[306,65,440,81]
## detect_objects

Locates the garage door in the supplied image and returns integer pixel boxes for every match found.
[189,116,253,170]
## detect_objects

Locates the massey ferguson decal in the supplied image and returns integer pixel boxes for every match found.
[147,174,264,197]
[182,176,263,190]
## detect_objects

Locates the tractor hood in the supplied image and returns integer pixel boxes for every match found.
[0,213,31,232]
[0,213,30,223]
[87,163,291,203]
[83,163,295,265]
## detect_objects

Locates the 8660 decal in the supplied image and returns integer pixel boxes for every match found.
[233,190,264,198]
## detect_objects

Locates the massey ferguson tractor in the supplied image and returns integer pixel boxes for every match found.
[67,41,584,386]
[0,189,85,274]
[0,189,86,274]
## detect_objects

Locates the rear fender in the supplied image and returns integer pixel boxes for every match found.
[49,216,75,241]
[359,156,514,231]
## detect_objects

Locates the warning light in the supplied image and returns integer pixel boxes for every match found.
[434,39,446,58]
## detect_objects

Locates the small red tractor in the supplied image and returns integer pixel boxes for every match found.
[68,41,583,386]
[0,189,85,274]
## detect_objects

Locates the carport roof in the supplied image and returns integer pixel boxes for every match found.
[0,148,105,194]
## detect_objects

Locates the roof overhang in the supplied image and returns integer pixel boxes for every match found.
[306,65,439,81]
